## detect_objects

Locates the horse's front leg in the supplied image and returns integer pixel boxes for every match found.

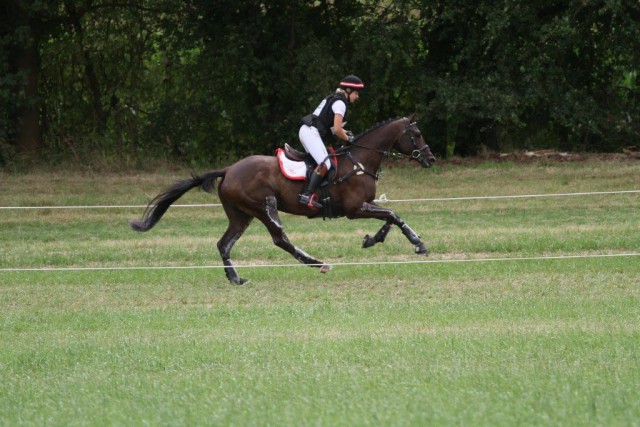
[362,221,393,248]
[351,202,428,255]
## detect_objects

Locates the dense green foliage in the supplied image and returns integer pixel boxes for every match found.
[1,1,639,167]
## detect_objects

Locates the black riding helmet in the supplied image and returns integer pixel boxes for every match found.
[339,75,365,91]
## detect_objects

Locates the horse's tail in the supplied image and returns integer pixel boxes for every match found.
[129,169,227,232]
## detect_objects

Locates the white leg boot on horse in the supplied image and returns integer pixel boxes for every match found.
[299,163,327,209]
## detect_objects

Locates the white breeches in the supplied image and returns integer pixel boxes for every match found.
[298,125,331,169]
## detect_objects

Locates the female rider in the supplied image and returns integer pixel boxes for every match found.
[298,75,364,208]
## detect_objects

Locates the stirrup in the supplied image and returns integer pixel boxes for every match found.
[299,193,322,209]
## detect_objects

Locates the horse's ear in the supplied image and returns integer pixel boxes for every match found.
[408,113,416,123]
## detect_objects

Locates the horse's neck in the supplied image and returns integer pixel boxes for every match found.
[349,120,403,171]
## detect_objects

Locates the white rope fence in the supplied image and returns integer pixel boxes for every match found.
[1,189,637,273]
[1,253,637,273]
[1,189,638,211]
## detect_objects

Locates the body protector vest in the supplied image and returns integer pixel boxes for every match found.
[301,92,349,141]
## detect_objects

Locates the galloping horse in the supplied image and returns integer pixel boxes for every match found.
[130,115,436,284]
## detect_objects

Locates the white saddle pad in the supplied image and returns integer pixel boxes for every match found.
[276,148,307,180]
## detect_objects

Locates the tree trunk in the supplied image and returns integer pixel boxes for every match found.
[446,114,458,158]
[67,2,108,130]
[4,0,43,157]
[14,41,42,156]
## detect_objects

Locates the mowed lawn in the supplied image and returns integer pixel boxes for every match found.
[1,157,639,426]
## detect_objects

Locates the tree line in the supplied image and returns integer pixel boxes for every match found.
[1,0,639,168]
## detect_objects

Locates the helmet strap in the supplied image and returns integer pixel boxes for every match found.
[344,88,352,103]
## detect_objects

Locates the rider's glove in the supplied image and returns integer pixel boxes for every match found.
[345,130,355,143]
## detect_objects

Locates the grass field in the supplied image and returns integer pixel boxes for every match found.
[1,158,639,426]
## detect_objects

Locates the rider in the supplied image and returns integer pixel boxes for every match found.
[298,74,364,208]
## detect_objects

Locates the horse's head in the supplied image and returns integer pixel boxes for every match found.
[396,116,436,168]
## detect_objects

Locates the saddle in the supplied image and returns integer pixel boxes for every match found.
[283,143,317,170]
[275,144,346,219]
[276,144,337,182]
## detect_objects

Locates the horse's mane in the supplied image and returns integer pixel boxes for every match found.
[355,117,403,139]
[333,117,404,154]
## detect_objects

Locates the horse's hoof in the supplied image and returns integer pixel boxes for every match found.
[415,244,428,255]
[231,277,249,285]
[362,234,375,248]
[320,264,332,274]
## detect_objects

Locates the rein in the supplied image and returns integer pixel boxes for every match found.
[346,141,390,157]
[346,117,430,160]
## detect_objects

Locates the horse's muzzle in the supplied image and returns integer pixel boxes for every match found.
[412,146,436,168]
[418,155,436,168]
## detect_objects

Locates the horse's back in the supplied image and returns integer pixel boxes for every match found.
[219,155,293,204]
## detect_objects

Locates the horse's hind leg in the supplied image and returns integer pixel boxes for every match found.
[217,208,253,285]
[262,196,331,273]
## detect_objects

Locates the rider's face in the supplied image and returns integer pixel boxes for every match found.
[349,91,360,103]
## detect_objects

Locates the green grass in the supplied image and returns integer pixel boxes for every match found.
[1,158,639,426]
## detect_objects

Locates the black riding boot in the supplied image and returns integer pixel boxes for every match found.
[299,166,326,208]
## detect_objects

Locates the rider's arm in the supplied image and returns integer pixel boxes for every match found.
[333,114,350,142]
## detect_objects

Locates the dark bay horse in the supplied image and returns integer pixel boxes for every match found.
[130,115,436,284]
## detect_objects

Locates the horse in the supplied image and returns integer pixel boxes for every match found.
[130,115,436,284]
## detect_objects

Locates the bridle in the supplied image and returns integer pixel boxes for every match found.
[332,117,433,184]
[398,118,432,164]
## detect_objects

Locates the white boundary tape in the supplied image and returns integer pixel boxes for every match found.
[375,189,640,203]
[1,190,637,273]
[0,203,222,210]
[1,253,637,273]
[0,190,638,211]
